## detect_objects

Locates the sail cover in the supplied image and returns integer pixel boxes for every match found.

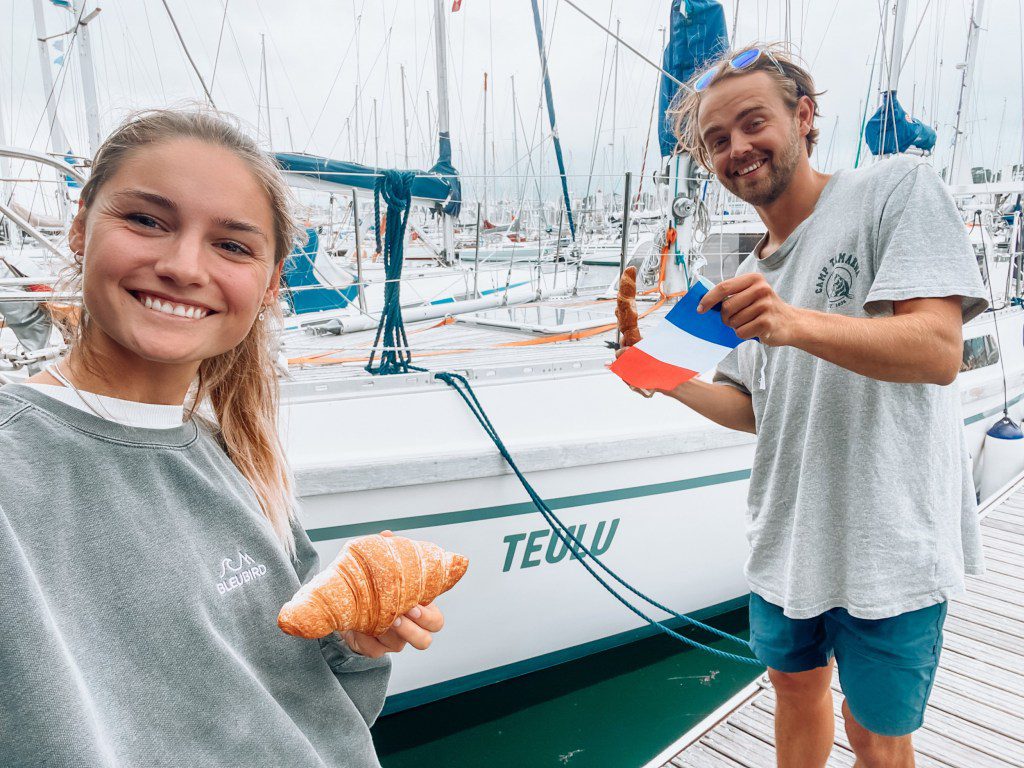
[658,0,729,158]
[275,151,461,217]
[864,91,936,156]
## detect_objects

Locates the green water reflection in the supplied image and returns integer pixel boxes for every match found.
[373,608,760,768]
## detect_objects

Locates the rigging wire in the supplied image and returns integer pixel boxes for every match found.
[975,211,1009,415]
[302,0,363,154]
[209,0,229,97]
[582,2,617,214]
[252,0,313,139]
[139,0,167,98]
[221,9,259,106]
[158,0,215,106]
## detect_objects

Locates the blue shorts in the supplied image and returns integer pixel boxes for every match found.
[748,593,948,737]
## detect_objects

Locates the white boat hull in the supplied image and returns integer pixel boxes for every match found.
[282,306,1024,712]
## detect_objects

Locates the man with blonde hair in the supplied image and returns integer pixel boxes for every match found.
[628,45,988,767]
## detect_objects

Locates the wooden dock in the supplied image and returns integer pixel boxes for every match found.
[644,476,1024,768]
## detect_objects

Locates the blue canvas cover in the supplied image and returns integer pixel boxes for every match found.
[658,0,729,157]
[864,91,936,156]
[281,228,358,314]
[275,151,461,217]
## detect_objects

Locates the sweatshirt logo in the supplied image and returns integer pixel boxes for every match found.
[216,551,268,595]
[814,252,860,308]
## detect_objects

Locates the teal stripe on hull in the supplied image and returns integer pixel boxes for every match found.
[963,391,1024,425]
[309,392,1021,544]
[307,468,752,542]
[380,593,753,715]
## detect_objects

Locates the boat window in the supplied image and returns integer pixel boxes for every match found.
[961,335,1000,372]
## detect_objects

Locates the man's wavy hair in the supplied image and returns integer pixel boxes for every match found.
[670,43,823,171]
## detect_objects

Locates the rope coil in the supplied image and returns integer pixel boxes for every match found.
[365,170,418,376]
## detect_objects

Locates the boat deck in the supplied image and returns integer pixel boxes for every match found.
[281,292,671,389]
[646,477,1024,768]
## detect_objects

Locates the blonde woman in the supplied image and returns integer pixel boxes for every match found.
[0,110,442,767]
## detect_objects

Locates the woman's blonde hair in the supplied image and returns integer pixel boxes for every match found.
[61,108,303,556]
[670,43,823,171]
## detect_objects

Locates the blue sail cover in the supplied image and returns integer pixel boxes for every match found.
[864,91,936,156]
[658,0,729,157]
[275,151,461,217]
[281,228,358,313]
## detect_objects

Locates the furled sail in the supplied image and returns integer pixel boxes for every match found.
[274,153,461,217]
[657,0,729,158]
[864,91,936,156]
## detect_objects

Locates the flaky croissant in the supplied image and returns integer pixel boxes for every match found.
[278,534,469,639]
[616,265,642,347]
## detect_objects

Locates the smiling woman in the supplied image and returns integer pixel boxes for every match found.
[0,109,444,768]
[59,112,302,553]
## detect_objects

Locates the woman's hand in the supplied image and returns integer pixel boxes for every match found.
[341,530,446,659]
[342,602,445,659]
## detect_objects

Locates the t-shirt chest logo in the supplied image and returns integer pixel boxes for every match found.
[814,252,861,308]
[215,550,268,595]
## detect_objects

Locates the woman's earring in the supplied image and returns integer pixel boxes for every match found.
[259,308,266,321]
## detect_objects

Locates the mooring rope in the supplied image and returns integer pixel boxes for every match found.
[434,371,761,667]
[358,166,759,664]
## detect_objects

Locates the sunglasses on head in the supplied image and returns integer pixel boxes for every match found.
[694,48,799,94]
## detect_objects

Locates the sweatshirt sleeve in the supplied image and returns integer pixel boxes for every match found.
[289,516,392,727]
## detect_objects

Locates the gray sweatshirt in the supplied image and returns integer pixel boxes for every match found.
[0,384,390,767]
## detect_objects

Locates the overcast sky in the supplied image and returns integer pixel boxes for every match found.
[1,0,1022,204]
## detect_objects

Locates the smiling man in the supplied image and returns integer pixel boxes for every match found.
[634,45,989,767]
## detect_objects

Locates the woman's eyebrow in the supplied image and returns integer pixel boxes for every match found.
[111,188,266,241]
[111,188,177,211]
[216,217,267,241]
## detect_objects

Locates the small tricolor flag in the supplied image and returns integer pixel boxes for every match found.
[609,278,743,392]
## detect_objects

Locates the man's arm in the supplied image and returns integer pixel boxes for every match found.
[788,296,963,385]
[699,273,964,385]
[663,378,757,433]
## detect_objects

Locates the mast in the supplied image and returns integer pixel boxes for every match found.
[611,18,619,194]
[482,72,488,222]
[354,6,361,163]
[0,88,11,218]
[433,0,454,260]
[31,0,69,156]
[73,1,102,155]
[260,34,273,147]
[949,0,986,184]
[886,0,909,93]
[400,64,409,166]
[876,0,910,158]
[373,98,379,169]
[528,0,576,241]
[511,75,520,205]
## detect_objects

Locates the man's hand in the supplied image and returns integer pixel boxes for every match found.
[698,273,801,346]
[611,347,655,398]
[341,530,446,659]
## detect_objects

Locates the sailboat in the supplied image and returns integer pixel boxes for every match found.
[1,0,1022,717]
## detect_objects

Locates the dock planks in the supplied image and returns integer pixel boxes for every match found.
[648,480,1024,768]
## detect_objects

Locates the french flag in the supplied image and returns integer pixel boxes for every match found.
[610,278,744,392]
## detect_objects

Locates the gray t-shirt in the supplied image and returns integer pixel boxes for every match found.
[0,384,390,767]
[714,156,989,620]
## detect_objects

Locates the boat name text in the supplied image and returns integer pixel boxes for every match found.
[501,518,620,572]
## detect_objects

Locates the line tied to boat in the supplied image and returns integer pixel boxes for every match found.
[361,170,760,665]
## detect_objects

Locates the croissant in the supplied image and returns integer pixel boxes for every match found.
[616,265,642,347]
[278,534,469,639]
